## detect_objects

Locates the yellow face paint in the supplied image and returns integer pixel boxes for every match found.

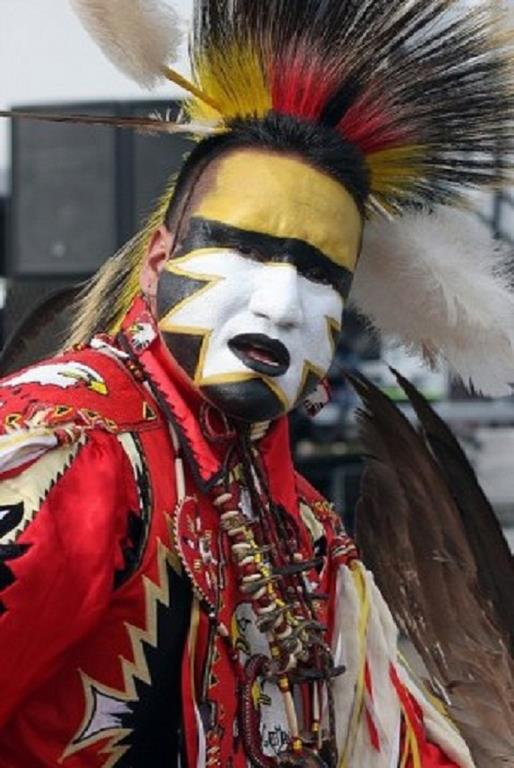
[157,148,358,422]
[192,149,363,272]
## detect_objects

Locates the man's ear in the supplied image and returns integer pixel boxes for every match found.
[140,225,175,303]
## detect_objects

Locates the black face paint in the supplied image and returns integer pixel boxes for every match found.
[176,217,354,299]
[228,334,291,378]
[157,216,349,422]
[202,379,285,422]
[157,269,210,381]
[157,261,287,421]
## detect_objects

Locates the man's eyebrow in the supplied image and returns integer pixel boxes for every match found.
[175,217,354,298]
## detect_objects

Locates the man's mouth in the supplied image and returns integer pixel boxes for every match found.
[228,334,290,377]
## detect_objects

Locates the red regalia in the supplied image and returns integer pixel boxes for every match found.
[0,298,472,767]
[1,0,514,765]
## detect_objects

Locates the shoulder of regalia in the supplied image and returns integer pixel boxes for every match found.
[295,471,360,567]
[295,472,337,522]
[0,341,163,477]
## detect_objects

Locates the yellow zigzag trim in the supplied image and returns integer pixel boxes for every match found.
[0,436,86,545]
[120,538,176,690]
[61,531,182,767]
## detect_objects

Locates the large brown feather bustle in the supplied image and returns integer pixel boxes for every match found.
[350,371,514,767]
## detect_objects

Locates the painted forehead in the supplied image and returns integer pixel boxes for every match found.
[183,149,363,274]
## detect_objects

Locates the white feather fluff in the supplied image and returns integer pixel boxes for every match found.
[351,208,514,397]
[69,0,183,88]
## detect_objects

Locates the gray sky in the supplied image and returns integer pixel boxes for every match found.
[0,0,193,180]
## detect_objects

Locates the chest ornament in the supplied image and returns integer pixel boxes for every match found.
[174,495,219,612]
[207,466,344,767]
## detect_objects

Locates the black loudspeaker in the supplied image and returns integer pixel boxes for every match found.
[0,196,6,277]
[8,100,193,278]
[1,277,79,368]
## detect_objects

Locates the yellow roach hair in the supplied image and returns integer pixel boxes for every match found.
[188,43,272,124]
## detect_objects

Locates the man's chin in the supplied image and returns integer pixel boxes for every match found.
[201,379,287,423]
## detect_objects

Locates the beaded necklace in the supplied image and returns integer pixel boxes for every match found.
[134,348,343,766]
[206,428,343,766]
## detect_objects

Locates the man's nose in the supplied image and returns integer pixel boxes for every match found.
[249,265,304,328]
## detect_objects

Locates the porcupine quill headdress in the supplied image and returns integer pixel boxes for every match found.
[5,0,514,394]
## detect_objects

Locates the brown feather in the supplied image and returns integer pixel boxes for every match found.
[0,110,208,135]
[391,367,514,647]
[349,372,514,767]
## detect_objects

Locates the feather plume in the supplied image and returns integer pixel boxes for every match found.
[0,109,212,135]
[69,0,183,88]
[393,367,514,645]
[350,207,514,396]
[189,0,514,212]
[351,371,514,767]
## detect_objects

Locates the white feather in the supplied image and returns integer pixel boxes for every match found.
[351,208,514,397]
[69,0,184,88]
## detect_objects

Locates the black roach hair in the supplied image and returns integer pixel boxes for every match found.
[164,111,370,233]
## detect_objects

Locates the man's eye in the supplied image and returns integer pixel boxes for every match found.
[236,246,265,261]
[304,266,332,285]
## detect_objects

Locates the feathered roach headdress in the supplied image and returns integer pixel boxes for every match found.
[6,0,514,394]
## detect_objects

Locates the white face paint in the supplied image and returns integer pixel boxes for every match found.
[159,247,344,416]
[157,150,362,421]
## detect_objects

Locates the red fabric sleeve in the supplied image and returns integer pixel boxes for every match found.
[0,430,135,727]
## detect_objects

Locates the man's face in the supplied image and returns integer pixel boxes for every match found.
[157,149,362,422]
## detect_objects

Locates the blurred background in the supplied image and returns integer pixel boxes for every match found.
[1,0,514,550]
